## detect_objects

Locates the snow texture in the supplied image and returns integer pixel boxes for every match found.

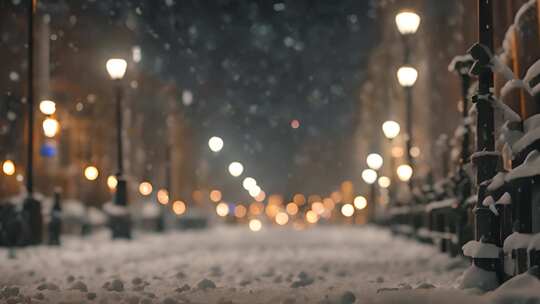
[505,150,540,181]
[486,172,506,192]
[528,233,540,251]
[462,240,501,259]
[512,113,540,154]
[503,232,533,253]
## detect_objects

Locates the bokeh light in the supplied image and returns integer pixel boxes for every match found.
[84,166,99,181]
[157,189,169,205]
[353,196,367,210]
[2,160,15,176]
[172,200,187,215]
[341,203,355,217]
[208,136,224,152]
[216,202,230,217]
[139,181,153,196]
[249,219,262,232]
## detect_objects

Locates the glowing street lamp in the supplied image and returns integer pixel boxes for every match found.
[353,196,367,210]
[228,161,244,177]
[397,164,413,182]
[366,153,383,170]
[42,117,59,138]
[39,100,56,115]
[382,120,400,140]
[361,169,378,185]
[2,160,15,176]
[139,181,153,196]
[107,175,118,190]
[208,136,224,152]
[378,176,391,188]
[106,57,130,239]
[395,11,421,35]
[172,200,187,215]
[249,219,262,231]
[84,165,99,181]
[397,66,418,88]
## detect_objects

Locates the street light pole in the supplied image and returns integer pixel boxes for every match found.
[23,0,43,245]
[106,58,130,239]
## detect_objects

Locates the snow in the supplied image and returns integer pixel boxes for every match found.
[528,233,540,251]
[486,172,506,192]
[503,232,533,253]
[462,240,501,259]
[425,198,457,212]
[459,264,499,291]
[500,79,530,98]
[523,59,540,85]
[0,226,471,304]
[512,114,540,154]
[103,201,130,216]
[505,150,540,181]
[141,202,161,219]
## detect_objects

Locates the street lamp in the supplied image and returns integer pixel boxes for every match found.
[395,11,421,35]
[382,120,400,140]
[228,161,244,177]
[107,175,117,190]
[362,168,378,222]
[42,117,59,138]
[39,100,56,115]
[396,164,413,182]
[2,160,15,176]
[366,153,383,170]
[208,136,224,152]
[106,57,130,239]
[242,177,257,190]
[84,165,99,181]
[378,176,391,188]
[396,66,418,88]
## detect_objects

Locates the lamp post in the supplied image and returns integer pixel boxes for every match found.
[395,10,420,188]
[364,154,382,222]
[382,120,400,193]
[23,0,43,245]
[106,58,130,239]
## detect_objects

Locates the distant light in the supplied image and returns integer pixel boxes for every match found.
[42,117,59,138]
[107,175,117,190]
[397,164,414,182]
[311,201,325,215]
[249,219,262,232]
[397,66,418,87]
[353,196,367,210]
[106,58,127,80]
[249,202,264,216]
[366,153,383,170]
[39,100,56,115]
[410,146,421,158]
[228,161,244,177]
[216,202,230,217]
[341,203,355,217]
[290,119,300,129]
[305,210,319,224]
[378,176,391,188]
[293,194,306,205]
[275,212,289,225]
[2,160,15,176]
[395,11,421,35]
[210,189,222,202]
[392,146,404,158]
[361,169,378,184]
[84,166,99,181]
[132,46,142,63]
[157,189,169,205]
[208,136,223,152]
[234,205,247,218]
[242,177,257,190]
[286,202,299,215]
[330,191,342,203]
[139,181,153,196]
[323,197,335,210]
[255,190,266,202]
[382,120,400,139]
[172,200,186,215]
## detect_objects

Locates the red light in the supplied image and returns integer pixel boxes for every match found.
[290,119,300,129]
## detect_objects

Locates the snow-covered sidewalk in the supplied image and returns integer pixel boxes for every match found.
[0,226,537,303]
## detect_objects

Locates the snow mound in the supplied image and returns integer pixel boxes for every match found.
[503,232,533,253]
[462,240,501,258]
[459,265,499,291]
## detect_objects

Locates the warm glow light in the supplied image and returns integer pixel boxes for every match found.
[323,198,335,210]
[293,194,306,205]
[234,205,247,218]
[395,11,421,35]
[397,164,414,182]
[84,166,99,181]
[290,119,300,129]
[392,146,404,158]
[286,202,299,215]
[2,160,15,176]
[249,202,264,215]
[106,58,128,80]
[42,117,59,138]
[305,210,319,224]
[249,185,261,197]
[39,100,56,115]
[311,201,325,215]
[228,161,244,177]
[397,66,418,87]
[210,189,222,202]
[265,204,280,218]
[362,169,378,184]
[208,136,224,152]
[382,120,400,139]
[353,196,367,210]
[249,219,262,231]
[366,153,383,170]
[172,200,187,215]
[410,146,421,158]
[378,176,391,188]
[275,212,289,225]
[139,181,153,196]
[216,202,230,217]
[255,190,266,202]
[157,189,169,205]
[107,175,117,190]
[242,177,257,190]
[341,203,355,217]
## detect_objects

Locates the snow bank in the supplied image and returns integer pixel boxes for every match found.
[462,240,501,259]
[459,264,499,291]
[503,232,533,253]
[528,233,540,251]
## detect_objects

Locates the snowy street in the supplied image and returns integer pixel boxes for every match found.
[1,226,475,304]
